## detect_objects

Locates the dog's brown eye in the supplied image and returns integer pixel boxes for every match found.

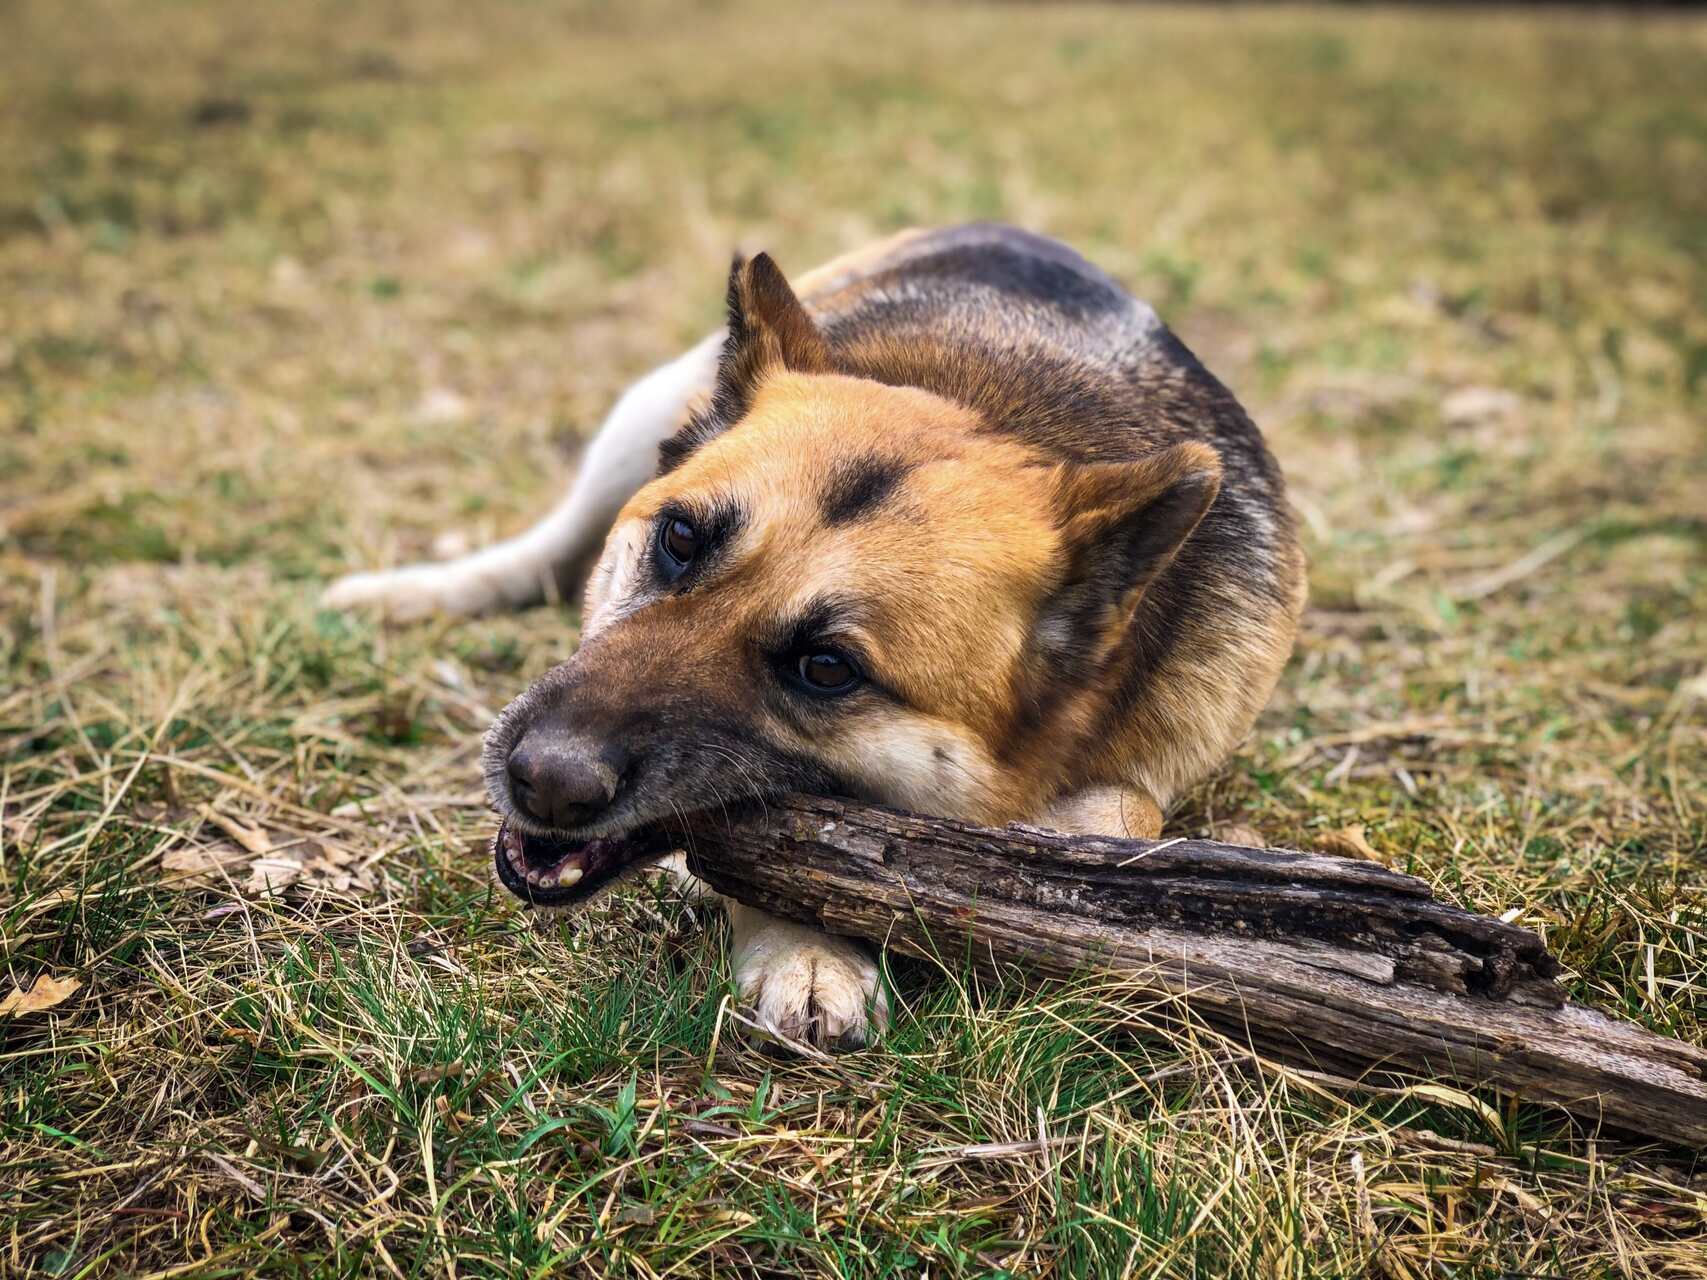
[797,651,858,693]
[660,517,699,567]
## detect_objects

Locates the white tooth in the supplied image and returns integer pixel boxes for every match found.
[526,868,543,886]
[559,866,584,887]
[540,869,558,888]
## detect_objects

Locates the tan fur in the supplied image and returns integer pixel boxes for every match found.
[1041,786,1164,840]
[605,373,1060,821]
[600,370,1294,829]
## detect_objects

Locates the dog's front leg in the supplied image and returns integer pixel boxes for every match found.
[1040,785,1165,839]
[726,902,887,1051]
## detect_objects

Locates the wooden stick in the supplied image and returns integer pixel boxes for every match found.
[676,795,1707,1148]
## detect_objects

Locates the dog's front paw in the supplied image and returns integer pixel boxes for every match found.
[732,916,887,1052]
[321,564,491,620]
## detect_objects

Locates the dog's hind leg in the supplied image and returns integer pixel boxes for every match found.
[323,332,723,620]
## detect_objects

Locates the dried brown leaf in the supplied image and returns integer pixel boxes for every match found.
[1314,824,1389,864]
[201,808,273,856]
[0,974,83,1017]
[1216,824,1266,848]
[160,833,374,896]
[244,852,309,894]
[160,841,252,888]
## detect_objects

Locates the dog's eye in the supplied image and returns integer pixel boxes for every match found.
[658,517,699,570]
[795,650,860,694]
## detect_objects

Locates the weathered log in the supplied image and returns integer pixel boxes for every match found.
[677,795,1707,1148]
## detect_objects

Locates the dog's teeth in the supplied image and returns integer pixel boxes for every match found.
[539,868,558,888]
[558,865,583,887]
[525,868,543,886]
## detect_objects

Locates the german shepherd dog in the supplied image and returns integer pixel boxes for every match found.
[326,225,1306,1050]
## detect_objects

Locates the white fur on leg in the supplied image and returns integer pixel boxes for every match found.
[727,902,887,1050]
[321,560,539,621]
[322,332,723,619]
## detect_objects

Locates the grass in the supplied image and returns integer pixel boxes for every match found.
[2,0,1705,1274]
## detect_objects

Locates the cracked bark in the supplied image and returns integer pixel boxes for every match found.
[674,795,1707,1147]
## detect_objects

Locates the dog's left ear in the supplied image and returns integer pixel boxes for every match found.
[712,252,830,413]
[660,252,832,474]
[1035,441,1222,665]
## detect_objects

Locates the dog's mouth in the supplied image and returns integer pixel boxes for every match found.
[491,820,673,908]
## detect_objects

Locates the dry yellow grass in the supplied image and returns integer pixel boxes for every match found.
[2,1,1704,1275]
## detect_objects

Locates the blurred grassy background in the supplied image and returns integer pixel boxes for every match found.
[2,2,1705,1276]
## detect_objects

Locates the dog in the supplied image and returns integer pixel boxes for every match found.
[325,224,1306,1050]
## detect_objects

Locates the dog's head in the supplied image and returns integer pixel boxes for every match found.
[486,253,1220,906]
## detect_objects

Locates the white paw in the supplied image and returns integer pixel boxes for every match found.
[321,564,493,620]
[733,920,887,1051]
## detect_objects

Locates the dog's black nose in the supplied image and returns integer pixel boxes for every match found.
[507,730,625,828]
